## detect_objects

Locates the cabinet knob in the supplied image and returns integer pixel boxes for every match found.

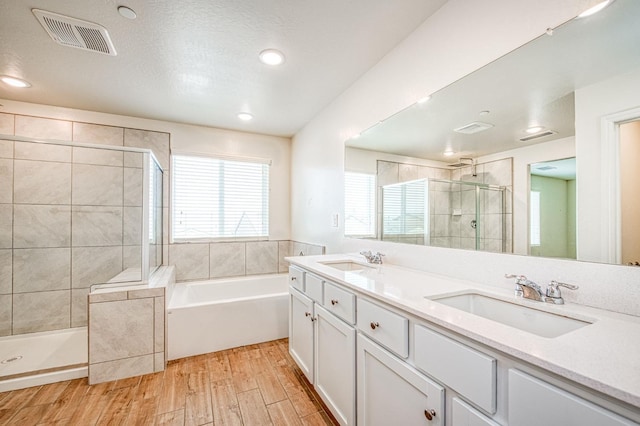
[291,277,296,281]
[424,409,436,421]
[370,321,379,330]
[331,299,339,305]
[305,312,311,317]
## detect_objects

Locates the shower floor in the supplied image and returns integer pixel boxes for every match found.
[0,327,87,392]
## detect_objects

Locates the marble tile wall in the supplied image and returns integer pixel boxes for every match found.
[88,286,165,384]
[0,112,170,336]
[169,240,324,282]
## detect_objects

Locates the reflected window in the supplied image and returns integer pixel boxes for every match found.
[345,172,376,237]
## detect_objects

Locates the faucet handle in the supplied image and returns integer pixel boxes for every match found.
[546,281,578,298]
[505,273,527,283]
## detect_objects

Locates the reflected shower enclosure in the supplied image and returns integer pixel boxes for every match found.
[381,178,507,252]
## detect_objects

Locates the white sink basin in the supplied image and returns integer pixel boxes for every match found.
[429,292,592,338]
[319,261,374,272]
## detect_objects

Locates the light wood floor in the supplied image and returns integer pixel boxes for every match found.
[0,338,339,425]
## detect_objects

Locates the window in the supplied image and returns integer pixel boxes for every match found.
[530,190,541,246]
[382,179,428,236]
[172,154,269,240]
[344,172,376,237]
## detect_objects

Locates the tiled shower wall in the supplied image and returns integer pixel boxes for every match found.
[376,158,513,252]
[169,240,324,282]
[0,113,170,336]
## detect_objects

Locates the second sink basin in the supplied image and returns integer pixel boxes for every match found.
[319,260,374,272]
[428,292,592,338]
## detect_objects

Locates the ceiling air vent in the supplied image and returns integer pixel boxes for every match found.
[32,9,117,56]
[453,121,494,135]
[519,130,557,142]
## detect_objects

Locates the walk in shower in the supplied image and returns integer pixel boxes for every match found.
[0,134,163,390]
[381,178,508,252]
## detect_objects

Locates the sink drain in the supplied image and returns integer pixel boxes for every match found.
[1,356,23,364]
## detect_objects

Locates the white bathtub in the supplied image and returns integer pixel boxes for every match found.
[167,273,289,360]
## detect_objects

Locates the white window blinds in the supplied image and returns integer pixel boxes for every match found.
[382,179,428,236]
[172,154,269,240]
[344,172,376,237]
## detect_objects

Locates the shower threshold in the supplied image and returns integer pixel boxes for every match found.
[0,327,88,392]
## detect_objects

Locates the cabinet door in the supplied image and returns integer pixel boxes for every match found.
[509,369,636,426]
[289,289,315,383]
[315,304,356,426]
[357,334,444,426]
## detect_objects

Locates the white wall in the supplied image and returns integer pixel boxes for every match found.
[291,0,640,316]
[575,67,640,263]
[0,99,291,240]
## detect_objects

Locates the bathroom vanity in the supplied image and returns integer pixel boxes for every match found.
[286,255,640,426]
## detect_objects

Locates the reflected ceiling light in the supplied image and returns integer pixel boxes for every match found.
[443,150,455,157]
[577,0,613,18]
[117,6,137,19]
[237,112,253,121]
[0,75,31,88]
[525,126,544,134]
[259,49,285,66]
[417,95,431,104]
[352,133,361,139]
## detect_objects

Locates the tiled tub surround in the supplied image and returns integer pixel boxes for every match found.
[0,113,170,337]
[376,158,513,251]
[88,266,174,384]
[169,240,324,282]
[288,254,640,417]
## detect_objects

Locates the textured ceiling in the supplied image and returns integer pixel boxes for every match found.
[0,0,448,137]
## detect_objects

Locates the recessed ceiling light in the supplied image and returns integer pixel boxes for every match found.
[417,96,431,104]
[479,110,490,116]
[577,0,613,18]
[118,6,137,19]
[259,49,285,66]
[0,75,31,88]
[237,112,253,121]
[443,150,455,157]
[525,126,544,134]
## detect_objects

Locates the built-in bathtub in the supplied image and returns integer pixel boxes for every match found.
[167,273,289,360]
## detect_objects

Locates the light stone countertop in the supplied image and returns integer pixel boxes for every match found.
[286,253,640,409]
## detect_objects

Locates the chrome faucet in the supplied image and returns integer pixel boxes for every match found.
[505,274,543,301]
[505,274,579,304]
[544,281,579,305]
[360,250,385,264]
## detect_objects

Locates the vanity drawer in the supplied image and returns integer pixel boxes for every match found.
[414,325,496,413]
[452,398,500,426]
[288,267,305,292]
[305,273,324,303]
[357,298,408,358]
[323,281,356,324]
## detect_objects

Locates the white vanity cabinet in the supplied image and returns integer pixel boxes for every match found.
[288,267,356,426]
[508,370,637,426]
[315,303,356,426]
[289,287,315,382]
[358,333,444,426]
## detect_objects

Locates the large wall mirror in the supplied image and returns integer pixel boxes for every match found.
[344,0,640,266]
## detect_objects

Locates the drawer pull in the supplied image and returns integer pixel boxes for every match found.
[291,277,297,281]
[424,409,436,421]
[331,299,339,305]
[370,321,380,330]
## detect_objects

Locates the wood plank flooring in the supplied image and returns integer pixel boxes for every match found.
[0,338,339,426]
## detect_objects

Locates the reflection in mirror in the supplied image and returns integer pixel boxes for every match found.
[620,120,640,265]
[344,0,640,265]
[529,158,576,259]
